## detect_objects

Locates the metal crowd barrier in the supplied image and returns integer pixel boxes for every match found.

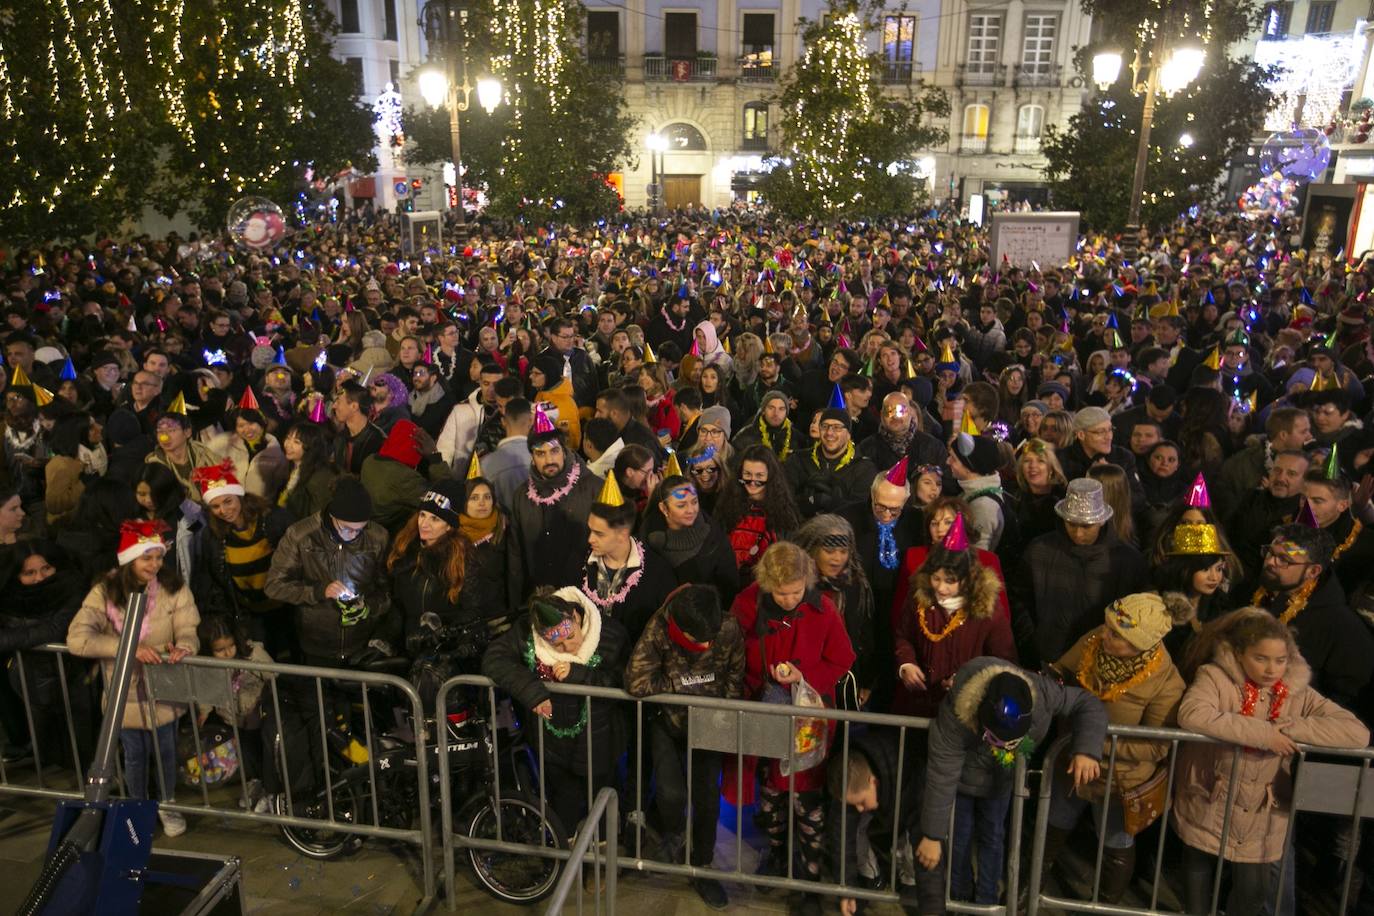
[543,787,618,916]
[436,673,1026,914]
[0,644,436,906]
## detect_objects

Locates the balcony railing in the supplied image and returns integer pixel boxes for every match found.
[741,133,769,151]
[961,135,989,153]
[1013,135,1041,154]
[738,56,777,81]
[586,55,626,78]
[958,63,1006,87]
[881,59,916,84]
[644,54,718,82]
[1014,63,1061,88]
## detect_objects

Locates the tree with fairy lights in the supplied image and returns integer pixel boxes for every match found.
[406,0,635,222]
[759,1,948,220]
[1042,0,1276,232]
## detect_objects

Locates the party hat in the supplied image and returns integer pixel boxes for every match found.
[238,387,260,411]
[960,407,979,436]
[59,357,77,381]
[1109,329,1124,350]
[827,383,847,411]
[690,339,700,357]
[764,336,775,355]
[1325,443,1341,480]
[274,346,288,366]
[885,456,909,485]
[166,392,188,415]
[1295,497,1319,528]
[1246,390,1258,414]
[9,364,30,388]
[1185,473,1211,508]
[861,355,875,377]
[642,341,657,365]
[663,450,684,479]
[31,384,53,407]
[308,396,328,424]
[938,341,956,365]
[1309,371,1335,392]
[942,512,971,552]
[423,343,433,364]
[912,336,928,353]
[1203,346,1220,370]
[466,449,482,481]
[722,336,732,355]
[126,312,138,333]
[360,366,374,387]
[905,356,917,377]
[596,470,626,507]
[532,403,556,435]
[836,333,852,349]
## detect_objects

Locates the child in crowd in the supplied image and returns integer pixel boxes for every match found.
[196,614,274,812]
[1175,608,1369,914]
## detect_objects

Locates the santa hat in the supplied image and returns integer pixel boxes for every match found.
[192,460,246,503]
[117,519,170,566]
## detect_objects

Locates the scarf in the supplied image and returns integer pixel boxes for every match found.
[876,519,899,570]
[526,455,582,506]
[759,415,792,461]
[1095,644,1155,685]
[647,519,710,567]
[409,382,446,416]
[459,511,500,545]
[79,443,109,477]
[530,604,603,668]
[879,423,918,457]
[106,578,159,643]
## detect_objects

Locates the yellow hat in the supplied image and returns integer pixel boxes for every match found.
[166,392,188,416]
[663,451,684,479]
[642,341,657,365]
[466,450,482,480]
[596,471,626,507]
[1202,346,1220,370]
[939,342,956,365]
[1309,371,1336,392]
[31,384,53,407]
[764,336,775,355]
[1166,523,1224,556]
[9,364,30,388]
[959,407,979,436]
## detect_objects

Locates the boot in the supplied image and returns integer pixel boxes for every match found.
[1020,825,1073,909]
[1099,845,1137,904]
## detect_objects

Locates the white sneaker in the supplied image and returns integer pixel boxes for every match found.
[158,808,187,838]
[239,778,264,810]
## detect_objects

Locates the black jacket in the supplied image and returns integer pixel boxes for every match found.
[191,508,293,620]
[578,544,678,645]
[856,428,948,477]
[1257,573,1374,712]
[786,448,878,518]
[641,516,737,610]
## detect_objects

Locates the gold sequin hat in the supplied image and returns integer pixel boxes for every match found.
[1166,523,1224,556]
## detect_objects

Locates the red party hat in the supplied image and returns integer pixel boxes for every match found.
[238,387,260,411]
[533,403,556,435]
[885,456,909,485]
[1185,473,1210,509]
[942,512,970,552]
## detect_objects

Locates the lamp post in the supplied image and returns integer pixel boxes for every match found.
[418,0,502,225]
[1092,31,1204,257]
[646,132,667,215]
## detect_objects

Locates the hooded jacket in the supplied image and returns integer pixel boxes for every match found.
[920,657,1107,840]
[1175,643,1368,863]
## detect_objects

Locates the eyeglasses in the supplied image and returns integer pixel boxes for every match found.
[819,422,848,433]
[872,502,905,519]
[739,477,767,489]
[700,426,726,437]
[690,465,718,477]
[1262,543,1312,568]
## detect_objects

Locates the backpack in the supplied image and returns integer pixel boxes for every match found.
[971,489,1023,570]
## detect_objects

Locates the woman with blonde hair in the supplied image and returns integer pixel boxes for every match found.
[1088,463,1136,547]
[1038,409,1075,449]
[1011,437,1068,547]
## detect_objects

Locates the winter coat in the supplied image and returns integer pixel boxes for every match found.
[359,454,448,536]
[210,431,289,501]
[1327,513,1374,602]
[641,515,739,609]
[44,455,86,526]
[815,574,876,695]
[263,512,393,661]
[785,448,879,518]
[67,579,201,728]
[210,641,273,727]
[481,592,629,775]
[1213,441,1269,522]
[1254,573,1374,711]
[508,460,601,599]
[855,428,948,477]
[893,547,1011,627]
[436,389,491,470]
[921,657,1107,840]
[1175,644,1368,863]
[1052,628,1185,799]
[480,437,532,513]
[893,564,1016,718]
[577,542,678,645]
[624,605,746,736]
[727,582,856,795]
[191,507,293,619]
[0,567,86,706]
[461,532,514,632]
[535,377,583,451]
[145,440,221,503]
[281,464,340,524]
[389,543,477,648]
[1056,440,1146,513]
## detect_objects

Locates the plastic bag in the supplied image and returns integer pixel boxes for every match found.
[778,677,828,776]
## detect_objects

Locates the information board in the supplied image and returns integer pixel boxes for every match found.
[989,211,1080,268]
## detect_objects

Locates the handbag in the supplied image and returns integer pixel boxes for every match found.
[1115,764,1169,835]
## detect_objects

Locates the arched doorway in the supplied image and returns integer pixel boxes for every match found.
[660,122,707,209]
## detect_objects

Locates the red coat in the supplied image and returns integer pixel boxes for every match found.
[725,582,857,799]
[646,390,681,443]
[891,546,1010,634]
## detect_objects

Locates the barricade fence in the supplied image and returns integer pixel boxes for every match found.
[0,646,1370,916]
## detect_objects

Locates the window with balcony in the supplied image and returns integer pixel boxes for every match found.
[743,103,769,150]
[1306,1,1335,33]
[1021,15,1056,73]
[665,12,698,58]
[962,103,989,153]
[741,13,775,80]
[968,15,1000,74]
[882,14,917,84]
[340,0,360,34]
[383,0,398,41]
[344,57,364,95]
[587,11,623,75]
[1015,104,1044,153]
[1261,2,1292,39]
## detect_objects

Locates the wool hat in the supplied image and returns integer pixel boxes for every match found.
[378,419,424,469]
[666,584,723,644]
[818,406,850,429]
[420,478,466,528]
[89,351,121,371]
[1073,406,1112,431]
[952,432,1001,476]
[327,477,373,523]
[978,671,1034,742]
[117,519,170,566]
[1036,381,1070,403]
[192,460,245,504]
[1105,593,1174,652]
[700,405,732,438]
[1055,477,1113,525]
[1021,399,1050,416]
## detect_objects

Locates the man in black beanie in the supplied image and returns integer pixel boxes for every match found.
[625,584,746,909]
[786,398,877,518]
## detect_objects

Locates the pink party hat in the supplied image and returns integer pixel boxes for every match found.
[690,339,701,356]
[885,456,909,485]
[533,403,556,435]
[942,512,970,551]
[1295,497,1319,528]
[422,343,433,364]
[308,396,328,424]
[1185,473,1210,509]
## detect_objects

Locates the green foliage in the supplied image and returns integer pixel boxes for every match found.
[760,0,948,221]
[1042,0,1276,232]
[405,0,636,223]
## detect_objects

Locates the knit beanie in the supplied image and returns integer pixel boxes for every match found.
[953,433,1000,475]
[1105,593,1175,651]
[700,405,732,438]
[420,478,466,528]
[378,419,424,469]
[328,478,373,523]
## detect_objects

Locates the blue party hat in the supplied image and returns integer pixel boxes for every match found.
[274,346,288,366]
[59,357,77,381]
[828,383,846,411]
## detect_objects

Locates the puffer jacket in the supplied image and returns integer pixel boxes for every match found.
[263,512,393,661]
[67,578,201,728]
[624,605,746,736]
[1174,643,1368,863]
[1053,627,1185,800]
[921,657,1107,841]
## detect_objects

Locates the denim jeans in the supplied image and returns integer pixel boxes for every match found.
[1048,782,1134,850]
[120,722,178,801]
[949,790,1012,904]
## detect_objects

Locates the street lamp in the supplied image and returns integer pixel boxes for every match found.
[646,132,667,214]
[1092,29,1205,256]
[418,0,503,224]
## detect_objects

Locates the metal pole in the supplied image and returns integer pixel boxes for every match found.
[1124,33,1164,258]
[85,593,146,803]
[448,12,465,226]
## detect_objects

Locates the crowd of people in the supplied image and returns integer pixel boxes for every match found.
[1,206,1374,914]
